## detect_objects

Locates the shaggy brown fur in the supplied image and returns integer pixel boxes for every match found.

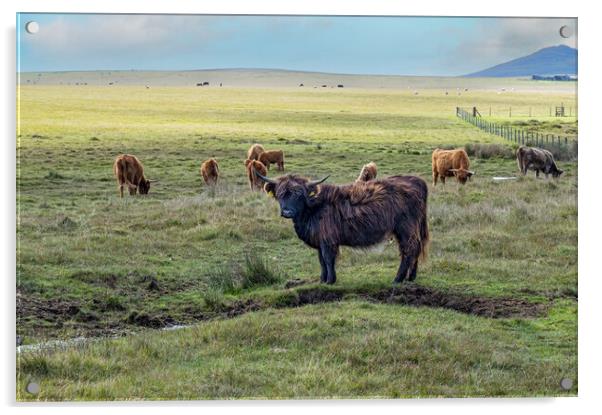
[516,145,563,178]
[245,159,267,191]
[259,150,285,171]
[356,162,378,182]
[113,154,152,197]
[200,158,219,186]
[247,143,265,161]
[259,173,429,284]
[432,148,474,185]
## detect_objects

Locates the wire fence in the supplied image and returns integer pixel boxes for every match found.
[480,106,576,118]
[456,107,578,159]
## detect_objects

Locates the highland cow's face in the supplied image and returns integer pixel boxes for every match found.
[138,179,151,194]
[276,183,307,219]
[450,168,474,184]
[260,174,329,220]
[263,178,307,219]
[552,169,564,178]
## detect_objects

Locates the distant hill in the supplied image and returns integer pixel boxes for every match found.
[464,45,577,78]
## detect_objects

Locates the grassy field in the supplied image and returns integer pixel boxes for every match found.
[16,81,577,400]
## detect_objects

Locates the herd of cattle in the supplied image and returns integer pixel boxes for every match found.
[112,143,564,284]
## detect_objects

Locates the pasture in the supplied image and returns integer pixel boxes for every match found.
[16,79,577,400]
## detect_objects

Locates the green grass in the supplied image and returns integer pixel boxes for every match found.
[17,300,577,400]
[16,84,577,400]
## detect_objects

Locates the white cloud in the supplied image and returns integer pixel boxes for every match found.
[449,17,577,74]
[24,15,223,59]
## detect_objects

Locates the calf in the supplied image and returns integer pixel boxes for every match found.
[200,158,219,185]
[431,148,474,185]
[259,150,285,171]
[516,145,563,178]
[245,159,267,191]
[356,162,378,182]
[113,154,154,197]
[247,143,265,161]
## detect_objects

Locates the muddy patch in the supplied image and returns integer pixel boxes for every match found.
[17,291,81,323]
[274,285,547,318]
[365,286,548,318]
[126,311,177,329]
[225,299,262,318]
[283,278,311,289]
[17,284,550,351]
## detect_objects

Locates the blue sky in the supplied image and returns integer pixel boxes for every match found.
[17,14,577,76]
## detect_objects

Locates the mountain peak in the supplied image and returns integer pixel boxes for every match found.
[464,45,577,78]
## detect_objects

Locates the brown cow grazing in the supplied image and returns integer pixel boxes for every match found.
[516,145,563,178]
[431,148,475,185]
[356,162,378,182]
[255,171,429,285]
[259,150,285,171]
[200,158,219,186]
[247,143,265,161]
[113,154,154,197]
[245,159,267,191]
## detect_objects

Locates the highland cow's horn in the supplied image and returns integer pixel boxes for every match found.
[467,171,475,175]
[308,175,330,186]
[254,169,276,184]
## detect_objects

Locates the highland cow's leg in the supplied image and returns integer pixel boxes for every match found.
[408,258,419,281]
[535,170,540,178]
[432,172,438,186]
[394,257,410,283]
[118,184,124,198]
[440,176,446,185]
[320,243,338,285]
[393,230,410,283]
[318,250,327,283]
[393,225,422,283]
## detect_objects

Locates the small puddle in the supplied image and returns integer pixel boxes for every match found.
[17,324,191,354]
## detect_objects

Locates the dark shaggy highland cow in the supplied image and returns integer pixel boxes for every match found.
[516,145,563,178]
[256,171,429,284]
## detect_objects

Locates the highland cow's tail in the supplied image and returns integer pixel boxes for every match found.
[418,184,430,262]
[516,146,526,174]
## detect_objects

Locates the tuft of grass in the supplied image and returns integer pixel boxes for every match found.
[241,253,281,289]
[205,263,240,293]
[202,288,226,312]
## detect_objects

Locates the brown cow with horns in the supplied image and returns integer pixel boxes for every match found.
[255,170,429,284]
[431,148,475,185]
